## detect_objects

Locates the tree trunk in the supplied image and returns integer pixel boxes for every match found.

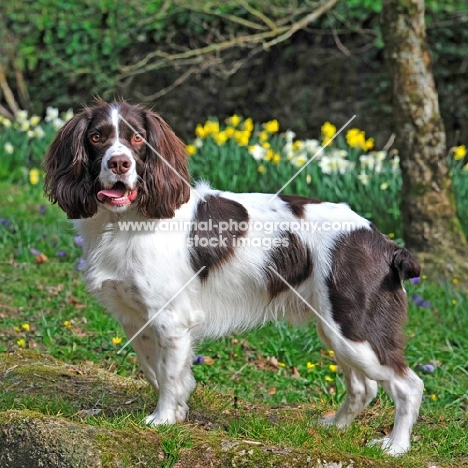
[381,0,468,279]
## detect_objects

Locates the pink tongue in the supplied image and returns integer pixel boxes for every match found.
[97,188,126,201]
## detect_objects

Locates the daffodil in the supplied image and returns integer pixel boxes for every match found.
[272,153,281,164]
[45,107,59,122]
[346,128,366,149]
[263,119,279,133]
[257,165,266,174]
[16,110,28,122]
[324,376,333,382]
[20,121,30,132]
[307,362,316,370]
[112,337,123,345]
[292,140,303,151]
[454,145,466,160]
[185,144,196,156]
[430,394,438,401]
[329,364,338,372]
[234,130,250,146]
[213,131,228,146]
[248,145,267,161]
[291,154,308,167]
[21,323,30,331]
[195,124,208,138]
[64,321,72,329]
[327,350,335,357]
[306,174,312,184]
[265,149,274,161]
[242,118,254,133]
[29,169,40,185]
[33,126,45,139]
[225,126,235,138]
[63,109,74,122]
[227,114,241,127]
[357,171,370,186]
[259,132,269,142]
[4,142,13,155]
[321,121,336,145]
[380,182,390,191]
[17,339,26,348]
[30,115,41,126]
[277,361,286,367]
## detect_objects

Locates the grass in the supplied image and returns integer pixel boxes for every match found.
[1,180,468,466]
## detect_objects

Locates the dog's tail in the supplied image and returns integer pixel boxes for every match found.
[391,246,421,280]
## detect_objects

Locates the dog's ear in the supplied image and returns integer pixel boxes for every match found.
[139,110,190,219]
[43,110,98,219]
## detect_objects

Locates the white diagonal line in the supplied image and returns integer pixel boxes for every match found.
[118,114,206,202]
[267,266,356,354]
[268,115,356,203]
[117,266,206,354]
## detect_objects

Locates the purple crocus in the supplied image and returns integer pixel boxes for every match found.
[74,235,83,248]
[411,294,431,308]
[411,277,421,284]
[194,355,205,364]
[74,258,86,271]
[29,248,40,256]
[0,218,8,226]
[39,205,46,215]
[57,250,67,257]
[417,364,436,373]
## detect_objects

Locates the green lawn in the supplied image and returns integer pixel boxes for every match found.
[1,181,468,466]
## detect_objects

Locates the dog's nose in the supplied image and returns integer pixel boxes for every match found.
[108,155,131,175]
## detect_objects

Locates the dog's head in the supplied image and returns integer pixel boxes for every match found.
[43,101,190,219]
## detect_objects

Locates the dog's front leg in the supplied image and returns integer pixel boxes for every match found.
[144,316,195,425]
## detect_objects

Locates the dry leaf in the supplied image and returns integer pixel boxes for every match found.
[35,253,48,264]
[268,387,276,395]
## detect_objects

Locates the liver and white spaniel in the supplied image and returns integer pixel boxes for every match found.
[44,101,423,456]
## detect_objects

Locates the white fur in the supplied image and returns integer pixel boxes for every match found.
[99,106,138,190]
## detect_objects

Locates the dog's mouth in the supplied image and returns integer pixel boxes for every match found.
[97,182,138,207]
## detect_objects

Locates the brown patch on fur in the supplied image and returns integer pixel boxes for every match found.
[189,195,249,280]
[265,231,313,298]
[326,227,420,374]
[279,194,322,218]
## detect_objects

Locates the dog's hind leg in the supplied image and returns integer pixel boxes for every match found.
[331,340,423,456]
[319,361,377,428]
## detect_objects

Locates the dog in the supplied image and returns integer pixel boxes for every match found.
[44,101,423,456]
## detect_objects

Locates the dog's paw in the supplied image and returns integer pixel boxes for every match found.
[367,437,409,456]
[144,411,176,426]
[317,416,336,427]
[175,402,188,422]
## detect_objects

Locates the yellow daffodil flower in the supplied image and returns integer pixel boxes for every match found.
[29,168,40,185]
[185,144,196,156]
[454,145,466,160]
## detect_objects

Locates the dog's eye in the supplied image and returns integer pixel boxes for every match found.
[132,133,143,143]
[90,133,100,143]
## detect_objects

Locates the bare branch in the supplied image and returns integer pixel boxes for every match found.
[263,0,339,49]
[331,24,352,56]
[0,103,14,120]
[118,0,339,80]
[0,63,20,115]
[238,0,278,31]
